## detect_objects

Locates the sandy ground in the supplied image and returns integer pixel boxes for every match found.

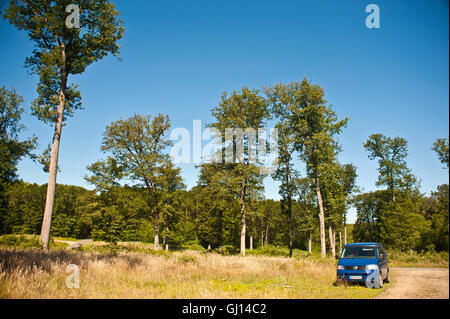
[378,267,449,299]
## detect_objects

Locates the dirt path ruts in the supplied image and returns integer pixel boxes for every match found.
[54,239,92,249]
[377,267,449,299]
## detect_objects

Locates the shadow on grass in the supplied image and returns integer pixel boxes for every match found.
[333,279,368,288]
[0,248,142,275]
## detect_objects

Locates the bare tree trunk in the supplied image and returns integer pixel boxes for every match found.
[40,43,67,251]
[261,230,264,247]
[339,231,342,254]
[240,183,247,256]
[308,233,312,254]
[328,225,335,257]
[288,196,294,258]
[195,198,199,239]
[344,225,347,245]
[333,232,336,257]
[284,159,294,258]
[314,175,326,258]
[154,213,159,250]
[264,222,269,246]
[250,235,253,250]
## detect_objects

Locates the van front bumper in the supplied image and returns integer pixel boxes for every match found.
[337,269,374,282]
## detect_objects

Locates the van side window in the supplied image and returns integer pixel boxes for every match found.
[377,246,385,260]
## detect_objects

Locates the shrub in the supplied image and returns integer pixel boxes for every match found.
[249,245,289,257]
[0,235,40,249]
[181,240,206,252]
[177,254,198,264]
[217,245,238,255]
[387,249,449,267]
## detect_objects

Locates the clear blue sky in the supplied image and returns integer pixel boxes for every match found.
[0,0,448,223]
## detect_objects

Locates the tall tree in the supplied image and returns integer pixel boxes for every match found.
[425,184,449,251]
[0,86,37,233]
[353,190,390,243]
[196,163,242,249]
[4,0,124,250]
[266,78,348,258]
[157,162,186,249]
[363,134,416,200]
[87,114,180,249]
[340,163,358,246]
[272,122,300,257]
[432,137,449,170]
[295,177,318,254]
[320,161,347,257]
[209,87,269,256]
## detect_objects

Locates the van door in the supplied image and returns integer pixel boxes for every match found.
[377,245,387,279]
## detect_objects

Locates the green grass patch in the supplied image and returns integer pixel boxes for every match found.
[81,242,171,257]
[387,250,449,268]
[0,234,69,249]
[0,234,41,249]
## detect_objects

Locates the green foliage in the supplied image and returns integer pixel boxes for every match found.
[266,78,349,257]
[135,220,155,243]
[353,190,389,243]
[0,86,37,185]
[196,164,238,248]
[181,240,206,251]
[3,0,124,124]
[0,68,447,256]
[387,249,449,268]
[81,242,171,257]
[364,134,417,195]
[218,245,238,255]
[354,185,449,252]
[248,245,323,259]
[100,114,173,190]
[432,137,449,170]
[250,245,292,257]
[379,193,430,251]
[1,182,47,234]
[208,87,270,255]
[0,234,41,248]
[266,78,348,177]
[86,113,184,248]
[84,157,123,192]
[422,184,449,252]
[177,254,198,264]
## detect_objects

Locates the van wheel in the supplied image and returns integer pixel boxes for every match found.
[385,270,390,283]
[366,273,383,289]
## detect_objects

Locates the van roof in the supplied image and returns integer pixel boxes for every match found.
[344,242,379,246]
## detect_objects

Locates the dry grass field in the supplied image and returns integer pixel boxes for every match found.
[0,247,385,299]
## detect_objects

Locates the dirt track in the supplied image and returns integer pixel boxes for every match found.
[54,239,92,249]
[378,267,449,299]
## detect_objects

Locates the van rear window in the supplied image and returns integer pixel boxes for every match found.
[341,246,376,259]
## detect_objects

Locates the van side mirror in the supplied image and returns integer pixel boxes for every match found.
[335,255,340,260]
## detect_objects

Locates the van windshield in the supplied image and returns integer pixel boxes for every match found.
[341,246,377,259]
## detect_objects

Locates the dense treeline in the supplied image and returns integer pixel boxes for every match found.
[0,182,320,251]
[1,80,448,255]
[0,179,447,253]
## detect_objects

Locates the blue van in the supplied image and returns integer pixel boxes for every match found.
[336,242,389,288]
